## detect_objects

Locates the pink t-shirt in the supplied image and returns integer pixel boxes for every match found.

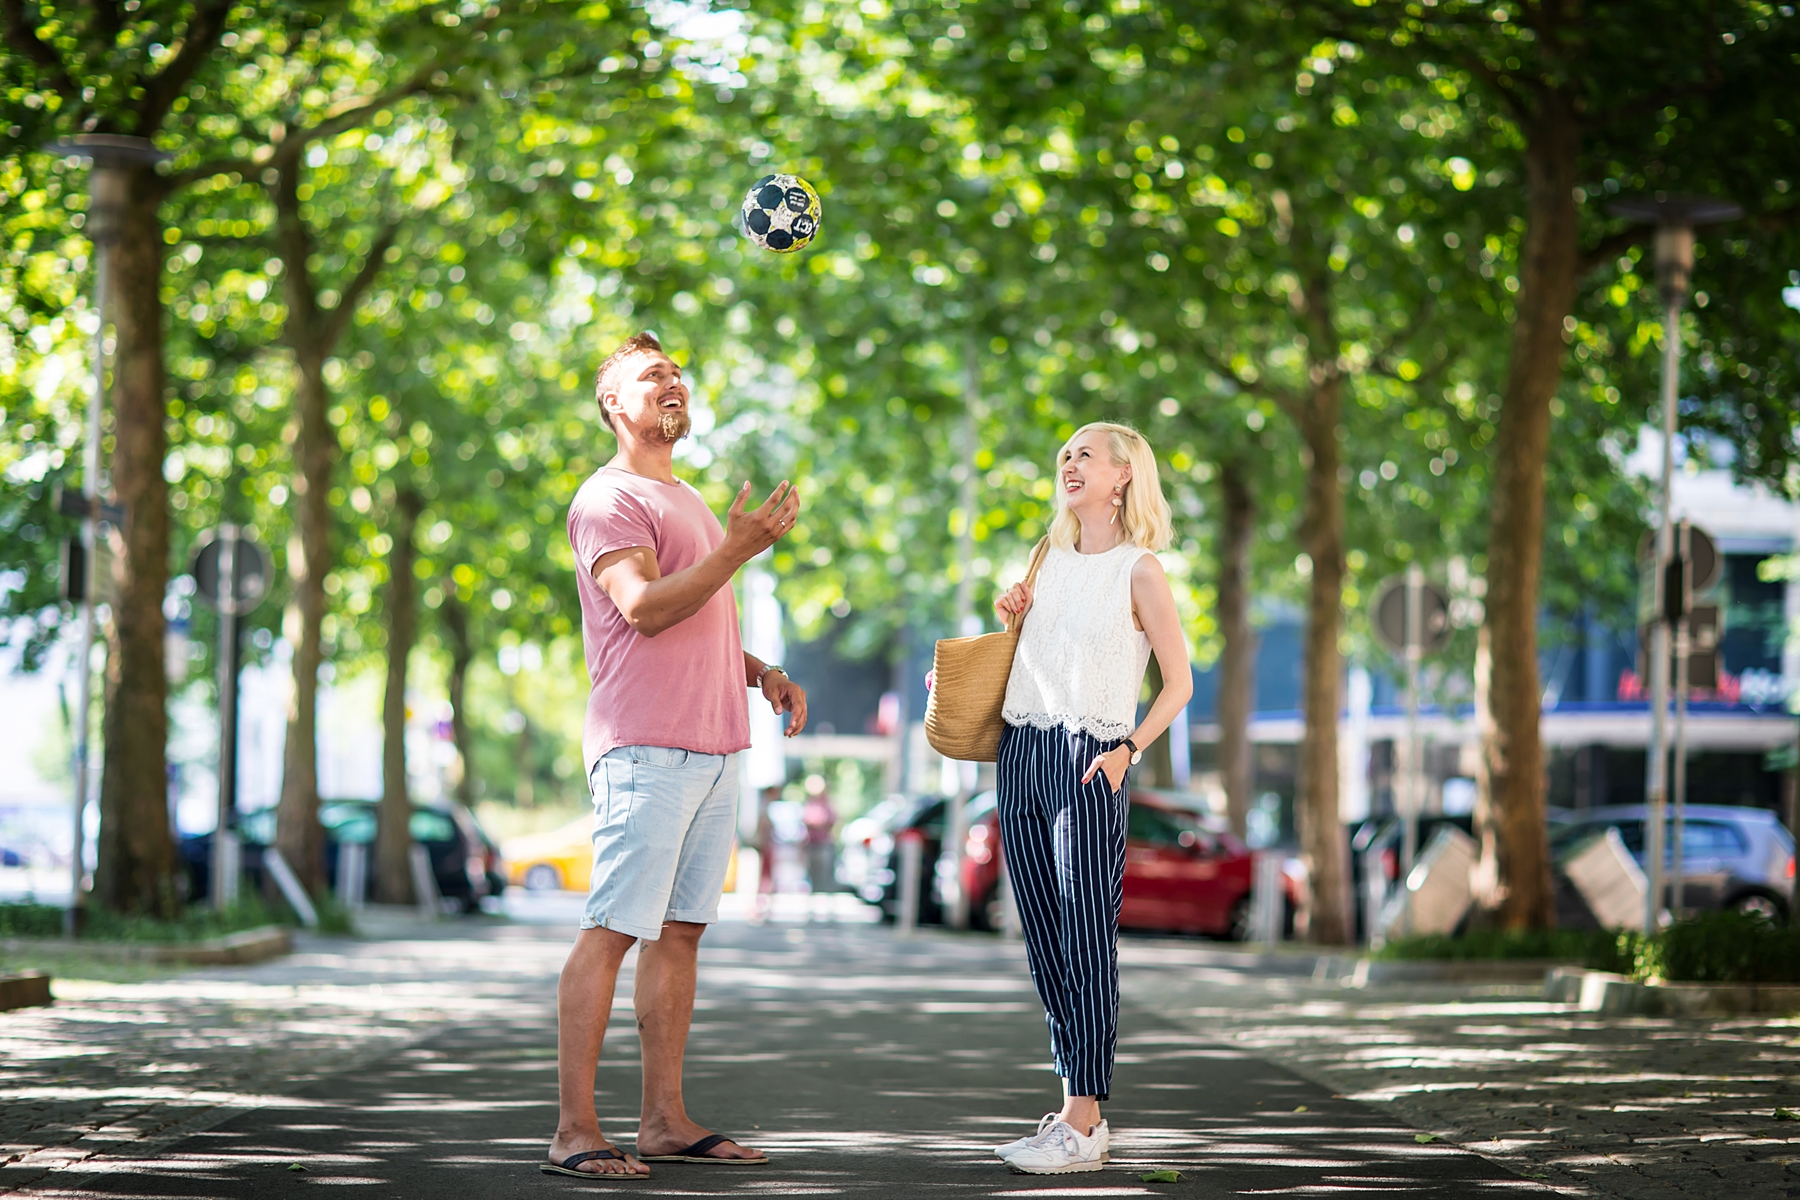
[568,466,750,776]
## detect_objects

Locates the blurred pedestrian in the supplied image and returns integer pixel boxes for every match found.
[986,423,1191,1175]
[754,784,779,920]
[802,777,836,895]
[545,332,809,1180]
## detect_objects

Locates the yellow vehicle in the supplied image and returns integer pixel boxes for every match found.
[505,818,593,892]
[505,817,737,893]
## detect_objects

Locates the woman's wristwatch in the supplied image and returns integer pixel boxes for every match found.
[755,663,785,689]
[1122,737,1143,766]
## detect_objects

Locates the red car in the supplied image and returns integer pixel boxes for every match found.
[958,789,1296,940]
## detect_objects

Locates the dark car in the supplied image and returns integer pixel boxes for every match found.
[1550,803,1795,919]
[852,794,950,925]
[959,788,1299,940]
[181,799,505,913]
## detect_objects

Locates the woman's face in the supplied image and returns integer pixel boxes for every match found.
[1058,430,1131,520]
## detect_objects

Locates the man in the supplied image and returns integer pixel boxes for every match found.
[545,332,807,1180]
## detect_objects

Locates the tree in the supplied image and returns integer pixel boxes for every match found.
[3,0,246,915]
[1315,0,1800,927]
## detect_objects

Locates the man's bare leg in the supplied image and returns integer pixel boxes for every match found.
[633,921,761,1160]
[550,925,649,1176]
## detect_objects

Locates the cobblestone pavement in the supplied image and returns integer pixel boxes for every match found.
[0,914,563,1195]
[1121,938,1800,1199]
[2,905,1793,1197]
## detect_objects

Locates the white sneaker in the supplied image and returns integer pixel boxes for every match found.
[994,1114,1060,1159]
[1004,1119,1109,1174]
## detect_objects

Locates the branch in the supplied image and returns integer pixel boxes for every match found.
[135,0,233,133]
[267,11,500,172]
[1577,225,1649,278]
[319,220,402,351]
[1189,341,1304,422]
[162,155,262,190]
[3,0,77,100]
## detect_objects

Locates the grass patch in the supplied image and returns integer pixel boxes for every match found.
[0,895,297,943]
[1639,910,1800,984]
[1375,926,1621,965]
[1379,912,1800,984]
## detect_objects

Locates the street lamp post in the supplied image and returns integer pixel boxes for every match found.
[1608,194,1739,937]
[45,134,167,937]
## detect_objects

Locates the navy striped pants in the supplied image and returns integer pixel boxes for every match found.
[996,720,1127,1101]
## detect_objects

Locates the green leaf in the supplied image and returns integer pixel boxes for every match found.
[1414,1133,1438,1143]
[287,1163,309,1172]
[1139,1169,1183,1182]
[1774,1107,1800,1121]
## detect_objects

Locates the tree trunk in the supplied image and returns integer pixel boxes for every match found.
[375,491,422,905]
[1295,382,1351,945]
[93,168,178,917]
[1216,458,1257,840]
[274,344,332,892]
[1482,101,1582,931]
[441,592,477,811]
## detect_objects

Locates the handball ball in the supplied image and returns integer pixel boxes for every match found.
[740,173,821,253]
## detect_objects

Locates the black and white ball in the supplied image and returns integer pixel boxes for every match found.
[740,173,821,254]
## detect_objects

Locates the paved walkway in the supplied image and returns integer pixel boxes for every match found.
[1121,939,1800,1199]
[8,902,1800,1197]
[4,911,1528,1198]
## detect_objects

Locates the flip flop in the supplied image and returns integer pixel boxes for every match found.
[540,1148,647,1179]
[636,1133,768,1164]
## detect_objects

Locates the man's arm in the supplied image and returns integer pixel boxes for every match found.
[592,481,799,638]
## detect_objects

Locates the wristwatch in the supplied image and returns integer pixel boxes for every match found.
[1122,737,1143,766]
[755,663,785,689]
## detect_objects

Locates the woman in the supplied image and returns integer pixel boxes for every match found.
[989,422,1192,1175]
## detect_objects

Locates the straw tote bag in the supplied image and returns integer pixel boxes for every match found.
[924,537,1050,762]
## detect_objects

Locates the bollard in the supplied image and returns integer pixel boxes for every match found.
[409,844,441,920]
[995,856,1022,941]
[263,847,319,928]
[1362,846,1387,949]
[336,841,367,911]
[1250,851,1284,945]
[218,830,241,908]
[895,829,923,937]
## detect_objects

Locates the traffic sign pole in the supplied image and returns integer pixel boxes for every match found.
[1403,563,1423,885]
[1671,521,1692,916]
[211,524,239,911]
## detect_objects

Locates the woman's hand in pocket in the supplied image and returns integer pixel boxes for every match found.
[1080,745,1130,792]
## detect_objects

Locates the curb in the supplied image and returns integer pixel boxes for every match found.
[1544,967,1800,1016]
[0,925,292,966]
[1314,956,1572,986]
[0,971,53,1011]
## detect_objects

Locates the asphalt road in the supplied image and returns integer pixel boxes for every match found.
[44,920,1543,1198]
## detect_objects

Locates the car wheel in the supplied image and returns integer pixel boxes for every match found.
[1733,893,1784,922]
[524,864,562,892]
[1226,896,1252,943]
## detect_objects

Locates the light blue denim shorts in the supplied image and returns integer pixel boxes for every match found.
[582,745,738,941]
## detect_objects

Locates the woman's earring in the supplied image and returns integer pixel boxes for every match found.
[1110,484,1124,525]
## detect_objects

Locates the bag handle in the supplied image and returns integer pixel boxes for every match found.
[1001,537,1051,635]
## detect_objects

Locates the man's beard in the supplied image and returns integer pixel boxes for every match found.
[654,411,691,443]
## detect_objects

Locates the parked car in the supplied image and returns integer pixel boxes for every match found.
[505,817,597,892]
[1549,804,1795,919]
[181,799,506,912]
[959,788,1300,940]
[849,794,950,925]
[506,815,740,896]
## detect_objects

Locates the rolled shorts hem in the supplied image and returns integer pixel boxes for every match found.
[578,912,668,941]
[665,905,721,925]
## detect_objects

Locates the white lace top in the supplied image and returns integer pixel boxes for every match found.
[1002,543,1153,741]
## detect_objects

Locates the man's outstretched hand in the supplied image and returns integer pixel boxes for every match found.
[725,480,800,561]
[762,671,808,737]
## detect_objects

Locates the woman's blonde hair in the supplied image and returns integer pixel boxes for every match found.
[1048,422,1173,552]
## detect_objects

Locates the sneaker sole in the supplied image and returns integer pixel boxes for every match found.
[1006,1158,1106,1174]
